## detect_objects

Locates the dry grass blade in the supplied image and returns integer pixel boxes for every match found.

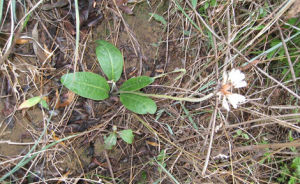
[276,21,297,82]
[1,0,300,183]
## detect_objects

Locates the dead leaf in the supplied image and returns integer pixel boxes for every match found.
[41,0,69,11]
[55,91,75,109]
[116,0,128,7]
[155,69,164,73]
[146,140,159,147]
[52,131,67,148]
[64,21,76,35]
[15,38,30,44]
[114,0,133,15]
[86,12,104,27]
[32,23,48,63]
[2,101,14,117]
[119,5,133,15]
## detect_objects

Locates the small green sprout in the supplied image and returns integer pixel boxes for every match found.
[104,126,134,150]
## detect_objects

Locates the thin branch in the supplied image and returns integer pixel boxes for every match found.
[276,21,296,82]
[202,101,218,176]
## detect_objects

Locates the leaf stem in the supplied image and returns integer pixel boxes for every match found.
[111,82,118,93]
[119,91,215,102]
[153,68,186,80]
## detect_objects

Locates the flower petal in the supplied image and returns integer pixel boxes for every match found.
[227,93,246,109]
[222,97,230,111]
[234,81,247,88]
[222,70,228,85]
[228,69,246,88]
[229,69,245,81]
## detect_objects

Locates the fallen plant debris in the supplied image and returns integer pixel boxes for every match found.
[42,0,104,35]
[55,90,75,109]
[115,0,134,15]
[0,0,299,183]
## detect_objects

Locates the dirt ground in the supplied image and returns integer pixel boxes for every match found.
[1,0,300,183]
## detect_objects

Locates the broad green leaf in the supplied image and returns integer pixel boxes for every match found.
[191,0,197,9]
[96,40,123,82]
[18,96,42,110]
[120,93,157,114]
[39,99,49,110]
[149,13,167,25]
[61,72,110,100]
[120,76,154,91]
[104,132,117,150]
[118,129,134,144]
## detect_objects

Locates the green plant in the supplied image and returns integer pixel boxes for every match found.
[259,139,272,164]
[156,149,167,173]
[288,130,297,152]
[104,125,134,150]
[61,40,156,114]
[267,18,300,81]
[153,149,180,184]
[18,96,49,110]
[277,157,300,184]
[61,40,214,115]
[233,129,250,140]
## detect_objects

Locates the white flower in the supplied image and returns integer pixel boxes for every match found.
[223,68,247,88]
[226,93,246,109]
[219,69,247,111]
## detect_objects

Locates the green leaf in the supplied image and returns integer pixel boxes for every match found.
[118,129,134,144]
[18,96,42,110]
[61,72,110,100]
[236,129,242,136]
[288,130,294,142]
[39,99,49,110]
[96,40,124,82]
[157,149,166,161]
[120,93,157,114]
[120,76,154,91]
[291,157,300,176]
[183,30,191,36]
[242,133,250,140]
[204,2,209,9]
[253,25,265,30]
[210,0,217,7]
[191,0,197,9]
[149,13,167,25]
[104,132,117,150]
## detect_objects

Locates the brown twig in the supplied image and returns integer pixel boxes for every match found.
[232,139,300,153]
[104,150,116,184]
[0,22,24,66]
[276,21,296,82]
[201,100,218,176]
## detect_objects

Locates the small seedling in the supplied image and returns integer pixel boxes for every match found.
[149,13,167,25]
[18,96,49,110]
[61,40,213,115]
[233,129,250,140]
[104,126,134,150]
[156,149,167,173]
[61,40,157,115]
